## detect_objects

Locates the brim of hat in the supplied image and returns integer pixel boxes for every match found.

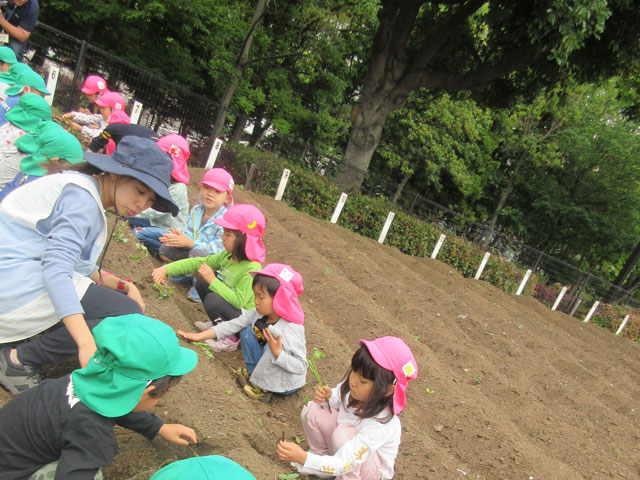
[150,455,257,480]
[81,86,100,94]
[6,84,51,96]
[170,346,199,377]
[84,151,179,216]
[94,98,111,107]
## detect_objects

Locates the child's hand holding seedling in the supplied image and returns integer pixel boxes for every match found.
[151,265,168,284]
[307,349,332,412]
[313,384,332,404]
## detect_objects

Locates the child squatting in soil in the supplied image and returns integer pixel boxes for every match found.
[177,263,308,403]
[152,203,266,351]
[61,74,109,140]
[277,336,418,479]
[0,314,198,479]
[155,167,235,302]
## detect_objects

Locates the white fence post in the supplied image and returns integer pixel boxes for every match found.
[515,269,532,296]
[130,100,143,124]
[45,66,60,105]
[551,286,568,311]
[274,168,291,201]
[330,193,348,224]
[583,300,600,323]
[616,315,630,336]
[205,138,223,169]
[474,252,491,280]
[377,212,395,244]
[431,234,446,259]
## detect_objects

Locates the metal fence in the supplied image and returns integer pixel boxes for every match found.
[24,22,640,315]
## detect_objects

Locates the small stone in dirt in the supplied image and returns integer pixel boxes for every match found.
[433,424,444,432]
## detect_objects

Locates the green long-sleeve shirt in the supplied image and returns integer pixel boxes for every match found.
[165,251,261,310]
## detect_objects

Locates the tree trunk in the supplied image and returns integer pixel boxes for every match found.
[230,113,249,143]
[603,239,640,303]
[392,170,413,204]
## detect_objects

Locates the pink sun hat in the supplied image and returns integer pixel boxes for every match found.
[201,168,234,204]
[252,263,304,324]
[359,336,418,414]
[95,91,126,111]
[214,204,265,262]
[81,75,108,95]
[157,134,190,184]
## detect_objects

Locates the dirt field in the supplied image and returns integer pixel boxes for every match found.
[2,168,639,479]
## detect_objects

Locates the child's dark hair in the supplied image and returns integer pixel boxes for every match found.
[339,344,396,423]
[229,229,248,262]
[252,273,281,297]
[149,375,182,398]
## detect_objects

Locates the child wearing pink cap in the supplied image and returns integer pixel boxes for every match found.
[278,336,418,479]
[156,168,235,301]
[177,263,307,403]
[129,135,191,253]
[62,74,109,140]
[152,204,266,350]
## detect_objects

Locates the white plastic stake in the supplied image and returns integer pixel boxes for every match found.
[330,193,348,224]
[45,66,59,105]
[551,286,567,311]
[377,211,395,244]
[515,269,532,296]
[616,315,630,335]
[130,101,143,124]
[431,234,446,259]
[474,252,491,280]
[205,138,223,169]
[274,168,290,201]
[583,300,600,323]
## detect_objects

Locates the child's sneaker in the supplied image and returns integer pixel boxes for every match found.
[194,320,213,331]
[205,337,240,352]
[0,347,41,394]
[243,382,272,402]
[230,366,250,388]
[186,286,202,303]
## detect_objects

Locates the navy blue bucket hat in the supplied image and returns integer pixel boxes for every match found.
[84,136,179,216]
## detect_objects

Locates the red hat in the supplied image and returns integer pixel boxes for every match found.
[214,204,265,262]
[95,91,125,111]
[81,75,108,95]
[201,168,233,204]
[359,336,417,414]
[251,263,304,324]
[157,134,190,185]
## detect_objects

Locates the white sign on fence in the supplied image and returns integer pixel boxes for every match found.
[583,300,600,323]
[616,315,630,335]
[45,66,60,105]
[274,168,290,201]
[515,269,532,296]
[377,211,395,244]
[431,234,446,259]
[551,286,568,311]
[205,138,223,169]
[330,193,348,224]
[474,252,491,280]
[130,101,143,124]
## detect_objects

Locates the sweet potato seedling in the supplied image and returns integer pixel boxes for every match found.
[152,282,174,299]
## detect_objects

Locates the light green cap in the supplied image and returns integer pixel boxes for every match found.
[150,456,256,480]
[0,46,17,64]
[18,121,83,176]
[6,93,51,132]
[5,69,51,96]
[0,62,32,85]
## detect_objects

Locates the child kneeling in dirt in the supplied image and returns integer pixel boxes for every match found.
[177,263,307,403]
[0,314,198,479]
[277,336,418,480]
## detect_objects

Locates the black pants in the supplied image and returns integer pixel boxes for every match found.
[195,277,241,323]
[14,284,143,367]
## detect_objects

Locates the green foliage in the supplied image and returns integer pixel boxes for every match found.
[129,243,150,261]
[152,283,175,300]
[112,221,130,243]
[590,304,640,342]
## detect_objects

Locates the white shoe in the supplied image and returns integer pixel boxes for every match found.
[205,337,240,352]
[194,320,213,332]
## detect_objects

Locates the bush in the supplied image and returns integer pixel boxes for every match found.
[591,304,640,342]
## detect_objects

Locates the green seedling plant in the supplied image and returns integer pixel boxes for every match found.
[307,347,331,412]
[190,342,215,359]
[277,474,300,479]
[474,375,482,385]
[129,243,149,260]
[426,388,435,394]
[112,221,129,243]
[152,282,174,299]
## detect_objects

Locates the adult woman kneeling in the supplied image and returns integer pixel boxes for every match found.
[0,136,179,394]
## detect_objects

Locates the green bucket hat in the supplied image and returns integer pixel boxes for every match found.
[0,62,32,85]
[71,314,198,418]
[150,456,256,480]
[0,46,17,64]
[5,69,51,96]
[18,121,83,176]
[5,93,52,132]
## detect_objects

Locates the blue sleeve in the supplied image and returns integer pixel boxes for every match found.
[38,185,104,319]
[184,206,196,240]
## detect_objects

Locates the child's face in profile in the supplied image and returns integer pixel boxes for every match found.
[85,92,99,103]
[100,106,111,121]
[253,283,275,317]
[200,184,229,211]
[348,370,374,403]
[221,228,237,254]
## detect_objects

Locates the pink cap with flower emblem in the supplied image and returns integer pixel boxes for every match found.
[81,75,108,95]
[95,91,126,111]
[157,134,190,184]
[201,168,234,204]
[214,204,265,262]
[251,263,304,324]
[359,336,417,414]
